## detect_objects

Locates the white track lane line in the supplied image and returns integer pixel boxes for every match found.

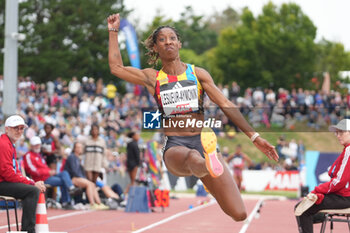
[238,198,264,233]
[0,210,92,230]
[133,199,217,233]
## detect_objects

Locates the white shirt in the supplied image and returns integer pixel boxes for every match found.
[68,80,81,95]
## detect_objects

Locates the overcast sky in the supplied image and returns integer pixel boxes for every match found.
[124,0,350,51]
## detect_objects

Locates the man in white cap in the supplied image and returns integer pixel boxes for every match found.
[0,115,46,233]
[23,136,80,210]
[295,119,350,233]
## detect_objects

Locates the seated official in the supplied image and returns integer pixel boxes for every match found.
[0,115,46,233]
[295,119,350,233]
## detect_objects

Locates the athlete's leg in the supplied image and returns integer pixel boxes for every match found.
[164,144,246,221]
[92,184,103,205]
[101,185,120,199]
[201,153,247,221]
[238,175,243,191]
[124,166,138,195]
[234,173,242,191]
[163,146,208,178]
[72,177,96,205]
[86,171,94,182]
[129,167,138,185]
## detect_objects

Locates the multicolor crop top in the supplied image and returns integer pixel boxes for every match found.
[154,64,204,116]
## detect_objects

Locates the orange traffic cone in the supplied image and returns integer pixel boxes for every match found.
[35,192,49,232]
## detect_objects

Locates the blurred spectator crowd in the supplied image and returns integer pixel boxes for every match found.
[213,81,347,132]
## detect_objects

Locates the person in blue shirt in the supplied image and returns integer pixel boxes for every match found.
[64,142,108,210]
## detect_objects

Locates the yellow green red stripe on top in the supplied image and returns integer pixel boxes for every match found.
[154,64,204,116]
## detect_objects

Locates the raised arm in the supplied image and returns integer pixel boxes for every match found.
[107,13,156,92]
[196,67,279,161]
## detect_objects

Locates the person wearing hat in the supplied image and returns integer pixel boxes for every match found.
[295,119,350,233]
[23,136,80,210]
[0,115,46,233]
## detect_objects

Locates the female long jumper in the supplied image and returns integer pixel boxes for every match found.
[107,13,278,221]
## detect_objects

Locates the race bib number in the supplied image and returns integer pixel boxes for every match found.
[160,80,198,116]
[42,144,52,152]
[233,157,243,166]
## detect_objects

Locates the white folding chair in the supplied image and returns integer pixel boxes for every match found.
[318,208,350,233]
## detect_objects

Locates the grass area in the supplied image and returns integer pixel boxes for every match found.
[140,132,155,142]
[226,131,341,164]
[242,190,298,199]
[237,131,340,163]
[171,189,196,194]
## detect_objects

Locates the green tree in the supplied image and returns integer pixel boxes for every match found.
[179,49,204,67]
[202,47,224,84]
[315,39,350,77]
[256,2,317,89]
[214,8,262,87]
[214,2,317,90]
[15,0,129,83]
[173,6,217,55]
[346,52,350,70]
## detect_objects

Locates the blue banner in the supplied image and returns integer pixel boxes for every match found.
[120,19,141,69]
[306,151,338,191]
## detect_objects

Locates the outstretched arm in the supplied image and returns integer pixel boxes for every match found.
[107,13,156,92]
[196,67,279,161]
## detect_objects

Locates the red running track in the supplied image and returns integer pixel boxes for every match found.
[1,196,349,233]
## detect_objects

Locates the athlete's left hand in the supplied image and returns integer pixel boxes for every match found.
[253,137,279,161]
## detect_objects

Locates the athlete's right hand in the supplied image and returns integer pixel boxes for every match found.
[107,13,120,31]
[253,137,279,162]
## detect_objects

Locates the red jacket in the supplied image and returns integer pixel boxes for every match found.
[314,144,350,196]
[0,134,34,185]
[23,151,50,182]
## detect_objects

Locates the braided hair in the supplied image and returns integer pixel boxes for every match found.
[143,26,181,66]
